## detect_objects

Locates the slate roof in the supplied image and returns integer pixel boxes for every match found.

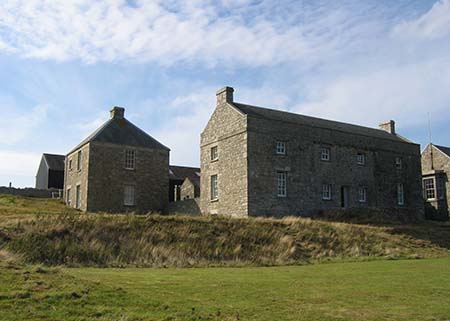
[43,154,65,171]
[232,102,413,144]
[434,145,450,158]
[169,165,200,183]
[69,116,169,154]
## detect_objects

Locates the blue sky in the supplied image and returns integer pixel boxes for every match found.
[1,0,449,187]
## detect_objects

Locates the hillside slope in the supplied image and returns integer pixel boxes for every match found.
[0,195,449,267]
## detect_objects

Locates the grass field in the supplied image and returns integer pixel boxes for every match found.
[1,194,449,320]
[1,258,450,321]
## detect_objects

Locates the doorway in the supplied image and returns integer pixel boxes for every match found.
[341,186,350,208]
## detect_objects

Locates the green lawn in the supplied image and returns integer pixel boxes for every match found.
[1,258,450,321]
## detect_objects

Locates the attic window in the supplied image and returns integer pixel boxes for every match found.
[125,149,136,170]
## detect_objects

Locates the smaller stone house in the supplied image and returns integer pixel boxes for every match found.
[180,176,200,200]
[169,166,200,202]
[35,153,65,189]
[64,107,169,213]
[421,144,450,220]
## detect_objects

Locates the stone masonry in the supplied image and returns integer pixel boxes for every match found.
[200,87,424,218]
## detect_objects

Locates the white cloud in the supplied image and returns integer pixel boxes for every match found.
[0,150,41,187]
[0,101,49,145]
[392,0,450,40]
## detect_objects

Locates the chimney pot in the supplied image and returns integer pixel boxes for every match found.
[379,120,396,134]
[216,86,234,105]
[110,106,125,119]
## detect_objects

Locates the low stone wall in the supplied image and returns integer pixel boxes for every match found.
[166,198,201,216]
[0,187,62,199]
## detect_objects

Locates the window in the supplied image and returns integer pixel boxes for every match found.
[276,141,286,155]
[358,187,367,203]
[423,178,436,200]
[322,184,332,200]
[277,171,287,197]
[397,183,404,206]
[125,149,136,170]
[395,157,402,169]
[68,159,73,171]
[77,151,82,171]
[66,188,71,206]
[124,185,136,206]
[437,177,445,200]
[321,147,330,161]
[210,175,218,200]
[75,185,81,209]
[356,153,366,165]
[211,146,218,161]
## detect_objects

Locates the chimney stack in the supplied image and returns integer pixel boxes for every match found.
[110,106,125,119]
[216,87,234,105]
[379,120,396,135]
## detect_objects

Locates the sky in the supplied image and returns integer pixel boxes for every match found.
[0,0,450,187]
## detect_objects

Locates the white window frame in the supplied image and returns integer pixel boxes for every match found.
[125,149,136,170]
[277,171,287,197]
[210,175,218,201]
[75,184,81,209]
[77,150,82,171]
[356,153,366,165]
[322,184,332,200]
[395,157,402,170]
[321,147,330,161]
[423,178,436,200]
[66,188,71,206]
[124,185,136,206]
[397,183,405,206]
[211,146,218,161]
[358,187,367,203]
[276,141,286,155]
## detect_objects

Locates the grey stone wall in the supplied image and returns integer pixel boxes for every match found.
[200,97,248,218]
[180,179,198,200]
[167,198,201,216]
[246,117,423,217]
[421,144,450,220]
[86,142,169,213]
[0,187,61,198]
[64,144,90,211]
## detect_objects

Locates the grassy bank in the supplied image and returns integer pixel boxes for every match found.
[0,195,449,267]
[1,258,450,321]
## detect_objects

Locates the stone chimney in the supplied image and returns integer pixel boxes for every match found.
[110,106,125,119]
[379,120,396,135]
[216,86,234,105]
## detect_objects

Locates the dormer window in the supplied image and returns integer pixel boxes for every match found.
[125,149,136,170]
[211,146,218,161]
[321,147,330,161]
[276,141,286,155]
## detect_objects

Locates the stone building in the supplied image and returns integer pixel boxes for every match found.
[421,144,450,220]
[64,107,169,213]
[169,165,200,202]
[200,87,424,218]
[35,153,65,189]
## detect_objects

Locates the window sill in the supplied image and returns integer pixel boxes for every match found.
[322,198,332,201]
[125,168,136,171]
[210,199,219,203]
[124,204,136,207]
[210,159,219,163]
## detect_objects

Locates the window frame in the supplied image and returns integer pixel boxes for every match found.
[75,184,81,209]
[125,149,136,170]
[356,152,366,165]
[276,141,286,155]
[358,186,367,203]
[210,146,219,162]
[395,157,402,170]
[68,159,73,171]
[397,183,405,206]
[320,147,330,162]
[123,185,136,206]
[210,174,218,201]
[66,188,71,206]
[277,171,287,197]
[423,178,436,201]
[77,150,82,171]
[322,184,332,200]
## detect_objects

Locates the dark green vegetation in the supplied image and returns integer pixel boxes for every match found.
[1,258,449,321]
[0,195,449,267]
